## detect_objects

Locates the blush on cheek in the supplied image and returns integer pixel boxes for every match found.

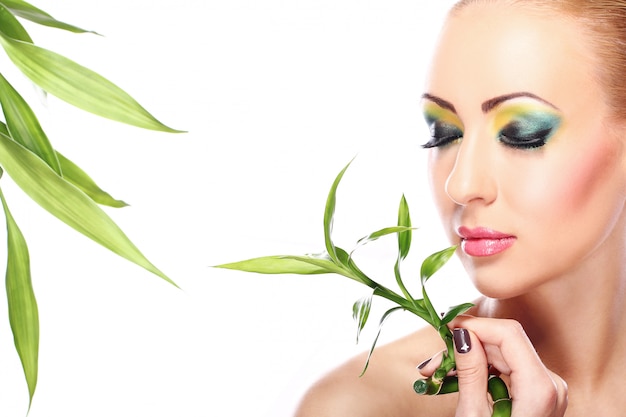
[555,136,621,208]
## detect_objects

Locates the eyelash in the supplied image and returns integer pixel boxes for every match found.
[498,126,553,149]
[421,122,463,149]
[422,124,554,150]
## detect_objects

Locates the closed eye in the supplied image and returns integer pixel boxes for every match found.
[422,122,463,148]
[498,126,553,149]
[495,111,561,150]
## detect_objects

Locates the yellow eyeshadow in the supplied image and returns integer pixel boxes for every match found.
[422,101,463,129]
[490,103,560,135]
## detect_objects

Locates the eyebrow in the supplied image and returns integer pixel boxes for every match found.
[481,92,559,112]
[421,91,559,114]
[422,93,456,113]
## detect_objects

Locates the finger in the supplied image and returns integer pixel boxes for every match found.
[450,316,536,375]
[452,328,491,414]
[451,316,562,415]
[416,350,445,377]
[549,370,569,415]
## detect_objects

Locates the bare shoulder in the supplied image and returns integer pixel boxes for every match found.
[293,325,457,417]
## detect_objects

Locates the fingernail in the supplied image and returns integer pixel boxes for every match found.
[417,357,432,370]
[453,328,471,354]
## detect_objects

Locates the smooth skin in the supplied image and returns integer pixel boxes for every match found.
[295,3,626,417]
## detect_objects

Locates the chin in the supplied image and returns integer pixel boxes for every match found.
[472,281,523,300]
[466,266,534,300]
[458,251,541,300]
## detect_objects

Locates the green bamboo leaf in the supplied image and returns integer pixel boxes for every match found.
[335,246,381,288]
[1,116,126,207]
[393,195,417,308]
[0,34,182,132]
[0,187,39,407]
[0,72,61,174]
[397,195,412,260]
[352,226,415,255]
[0,131,177,287]
[0,2,32,42]
[440,302,474,326]
[0,119,9,136]
[414,297,426,310]
[215,254,334,275]
[352,294,372,343]
[420,279,439,327]
[0,4,47,102]
[420,246,457,285]
[419,246,457,327]
[356,226,415,246]
[56,152,127,208]
[324,159,354,264]
[359,306,404,376]
[0,0,95,34]
[216,249,380,287]
[281,253,359,278]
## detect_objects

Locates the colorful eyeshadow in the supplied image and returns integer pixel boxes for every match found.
[422,101,464,148]
[490,103,562,149]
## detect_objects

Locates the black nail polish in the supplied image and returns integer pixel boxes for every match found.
[453,328,471,354]
[417,357,432,370]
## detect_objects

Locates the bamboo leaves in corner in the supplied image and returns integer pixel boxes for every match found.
[0,0,181,410]
[0,184,38,409]
[0,130,177,286]
[0,35,182,132]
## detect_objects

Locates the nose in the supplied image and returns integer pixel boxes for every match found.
[444,134,497,206]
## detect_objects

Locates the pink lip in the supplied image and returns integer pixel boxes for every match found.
[457,226,516,257]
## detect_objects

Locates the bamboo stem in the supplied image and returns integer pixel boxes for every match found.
[414,375,512,417]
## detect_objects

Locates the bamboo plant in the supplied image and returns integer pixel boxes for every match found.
[0,0,180,411]
[218,160,512,417]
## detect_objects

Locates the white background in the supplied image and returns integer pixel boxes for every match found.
[0,1,479,416]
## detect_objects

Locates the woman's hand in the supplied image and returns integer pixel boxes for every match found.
[418,316,568,416]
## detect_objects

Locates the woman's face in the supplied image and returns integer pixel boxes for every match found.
[424,3,626,298]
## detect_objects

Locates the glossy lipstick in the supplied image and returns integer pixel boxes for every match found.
[457,226,516,257]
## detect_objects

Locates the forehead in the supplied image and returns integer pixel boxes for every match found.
[424,3,599,115]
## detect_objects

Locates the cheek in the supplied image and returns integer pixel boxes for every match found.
[519,134,625,230]
[554,137,622,209]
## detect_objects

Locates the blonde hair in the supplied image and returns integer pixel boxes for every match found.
[451,0,626,119]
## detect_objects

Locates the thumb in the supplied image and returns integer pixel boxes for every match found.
[453,328,490,414]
